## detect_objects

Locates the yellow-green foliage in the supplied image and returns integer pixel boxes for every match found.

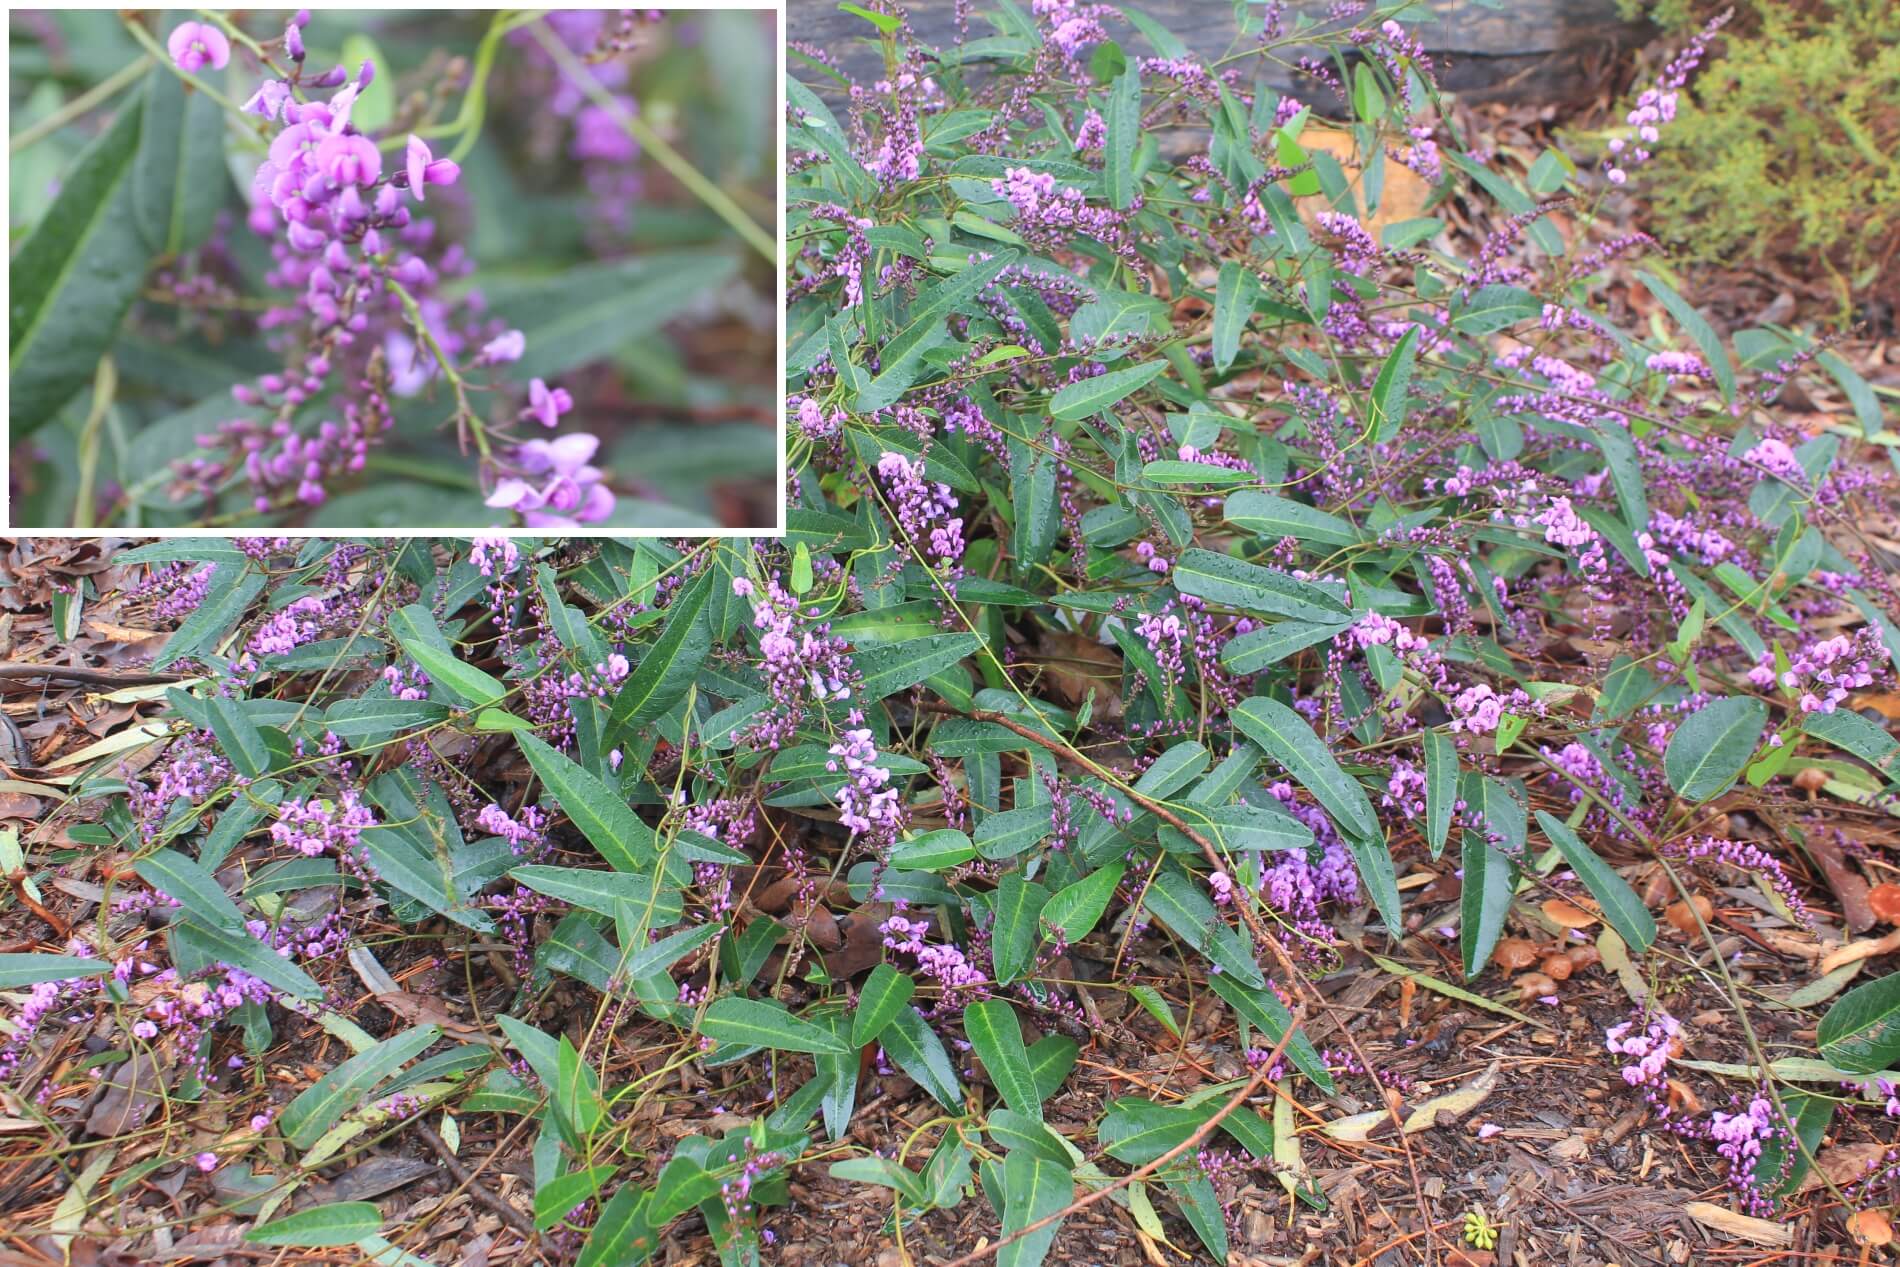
[1620,0,1900,297]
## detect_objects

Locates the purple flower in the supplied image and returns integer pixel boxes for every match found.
[285,20,305,61]
[243,80,291,121]
[167,21,230,73]
[487,433,615,527]
[194,1152,218,1173]
[478,329,525,365]
[316,132,381,187]
[522,378,574,428]
[403,135,462,202]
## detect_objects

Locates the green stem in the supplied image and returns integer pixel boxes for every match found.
[9,59,148,155]
[386,278,489,463]
[73,357,119,531]
[526,21,775,264]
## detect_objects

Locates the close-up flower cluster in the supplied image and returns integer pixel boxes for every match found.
[8,8,777,530]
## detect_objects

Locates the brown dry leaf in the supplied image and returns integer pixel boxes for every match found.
[1682,1201,1794,1247]
[1798,1142,1891,1193]
[375,992,493,1043]
[1820,928,1900,976]
[86,1050,171,1138]
[1027,631,1123,719]
[0,792,42,819]
[1402,1061,1499,1134]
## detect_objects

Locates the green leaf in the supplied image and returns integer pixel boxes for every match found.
[853,964,916,1047]
[1819,974,1900,1073]
[1205,973,1334,1092]
[1754,1088,1833,1199]
[853,632,981,701]
[1459,834,1511,980]
[134,848,245,931]
[1049,360,1167,422]
[1212,262,1260,373]
[888,828,978,871]
[620,919,722,981]
[1103,65,1141,209]
[1219,619,1352,673]
[247,1202,383,1246]
[882,1005,962,1109]
[700,997,850,1057]
[990,873,1048,985]
[394,637,506,709]
[0,954,112,988]
[152,563,265,670]
[206,697,271,779]
[965,999,1044,1118]
[853,250,1021,414]
[1040,862,1124,943]
[1535,811,1656,953]
[1224,491,1357,547]
[1590,420,1650,537]
[974,803,1053,861]
[1142,867,1264,988]
[1230,696,1379,842]
[1806,709,1900,779]
[1423,730,1456,857]
[998,1151,1075,1267]
[534,1164,616,1231]
[280,1025,440,1150]
[491,251,740,382]
[132,64,227,256]
[1664,696,1767,802]
[171,918,320,1000]
[1173,549,1351,623]
[517,732,655,872]
[1637,269,1735,402]
[1368,326,1418,443]
[574,1186,658,1267]
[1451,284,1539,335]
[510,865,680,924]
[608,569,714,738]
[11,89,148,435]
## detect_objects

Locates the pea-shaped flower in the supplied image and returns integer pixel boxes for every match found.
[316,132,381,187]
[167,21,230,73]
[403,135,462,203]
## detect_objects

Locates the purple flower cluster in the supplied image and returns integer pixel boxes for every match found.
[159,14,610,526]
[876,451,965,574]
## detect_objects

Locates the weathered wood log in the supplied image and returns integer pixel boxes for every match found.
[789,0,1646,106]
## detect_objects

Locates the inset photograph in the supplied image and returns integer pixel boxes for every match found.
[9,7,778,531]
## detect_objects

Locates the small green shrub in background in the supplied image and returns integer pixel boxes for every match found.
[1614,0,1900,308]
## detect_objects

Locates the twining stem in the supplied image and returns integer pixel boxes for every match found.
[73,357,118,531]
[9,58,147,155]
[526,20,776,264]
[385,278,490,463]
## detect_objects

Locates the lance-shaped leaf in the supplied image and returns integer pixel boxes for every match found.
[608,568,714,739]
[1535,811,1656,953]
[517,732,656,871]
[700,996,850,1057]
[11,89,149,435]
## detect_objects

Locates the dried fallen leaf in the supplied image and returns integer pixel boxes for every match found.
[1683,1201,1794,1247]
[1322,1110,1388,1142]
[1403,1061,1499,1134]
[1820,928,1900,976]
